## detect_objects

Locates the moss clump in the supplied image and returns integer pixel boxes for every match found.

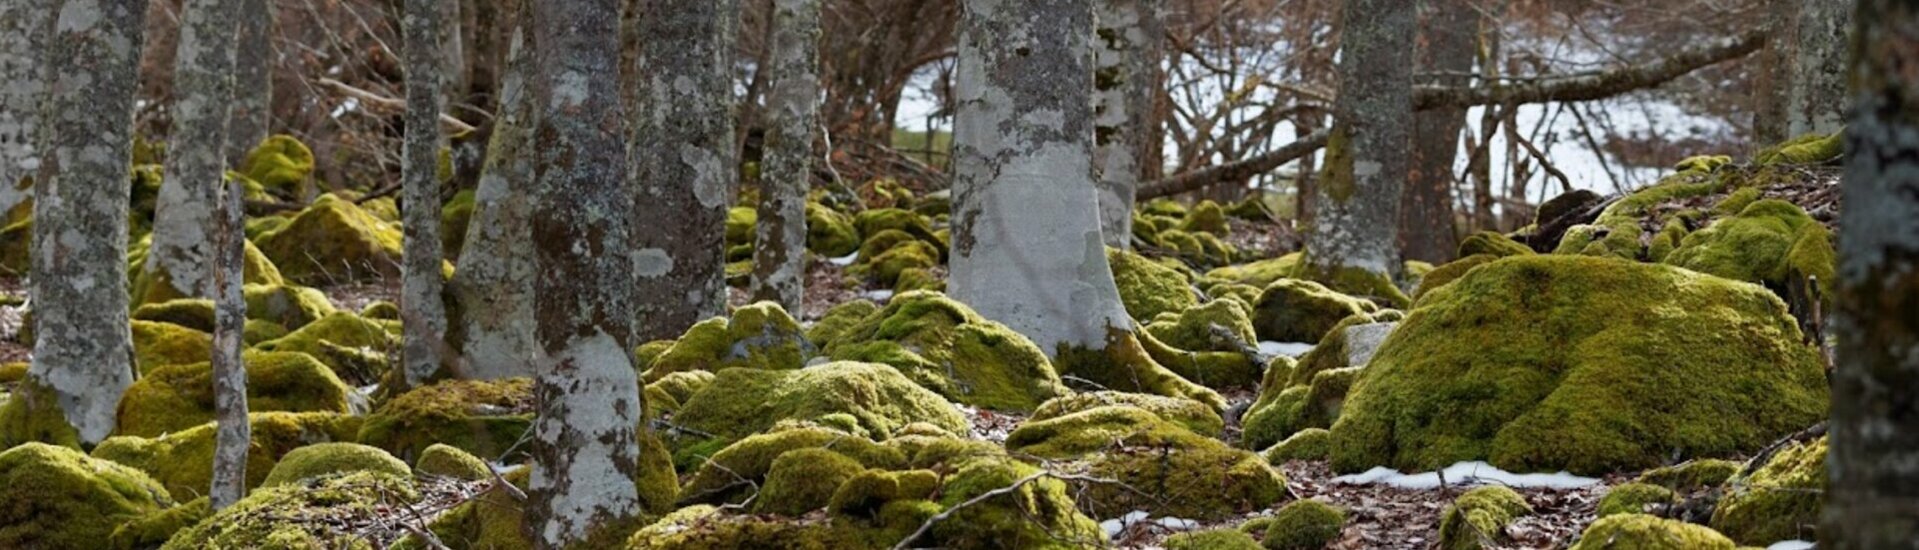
[0,379,82,448]
[827,468,940,519]
[1570,514,1736,550]
[92,412,360,500]
[1029,391,1223,437]
[1167,529,1262,550]
[643,301,813,383]
[255,311,402,385]
[440,188,475,259]
[1205,253,1303,288]
[724,206,758,261]
[1263,428,1332,463]
[1251,279,1377,343]
[1457,231,1534,258]
[0,442,176,549]
[130,239,285,306]
[755,447,870,516]
[242,320,287,346]
[807,202,862,257]
[1710,435,1825,545]
[131,320,212,374]
[1054,326,1226,412]
[359,300,401,320]
[1673,155,1732,173]
[1598,482,1676,518]
[644,370,715,415]
[823,291,1066,411]
[114,350,353,438]
[109,496,210,550]
[849,235,941,289]
[853,208,941,249]
[260,442,410,487]
[357,378,532,463]
[130,298,218,332]
[244,283,338,330]
[1263,499,1346,550]
[0,361,25,386]
[808,300,880,347]
[925,450,1108,549]
[255,193,406,284]
[1240,367,1359,452]
[1145,299,1258,354]
[1007,405,1286,520]
[680,425,905,506]
[1180,200,1231,236]
[413,443,491,480]
[163,471,415,550]
[1635,459,1741,491]
[1437,486,1532,550]
[1663,200,1833,292]
[1328,256,1828,475]
[393,469,531,550]
[1755,131,1843,166]
[673,361,967,442]
[1110,247,1199,321]
[239,134,316,197]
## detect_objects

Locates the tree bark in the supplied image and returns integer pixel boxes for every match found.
[527,0,647,545]
[0,0,54,215]
[1400,0,1475,264]
[223,0,271,163]
[750,0,820,312]
[452,0,538,380]
[1091,0,1162,249]
[210,142,249,511]
[1785,0,1850,137]
[1824,1,1919,547]
[1754,0,1800,146]
[25,0,147,446]
[401,0,448,387]
[148,0,240,301]
[1304,0,1412,281]
[630,0,738,342]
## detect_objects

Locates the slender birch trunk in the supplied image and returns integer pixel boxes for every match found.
[750,0,821,311]
[210,148,249,510]
[401,0,448,387]
[452,0,538,380]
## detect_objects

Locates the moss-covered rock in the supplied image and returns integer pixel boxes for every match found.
[1437,486,1532,550]
[1144,299,1258,354]
[1263,499,1346,550]
[1710,435,1824,545]
[1204,253,1303,289]
[1110,247,1199,322]
[1165,529,1261,550]
[260,442,410,487]
[1240,367,1359,452]
[243,319,289,345]
[244,283,338,330]
[853,208,940,250]
[1635,459,1741,491]
[921,449,1108,549]
[1029,391,1223,437]
[0,442,176,549]
[643,370,714,416]
[130,298,218,332]
[808,299,880,347]
[1457,231,1534,258]
[1263,428,1332,463]
[1328,256,1828,475]
[1006,405,1285,520]
[756,447,870,516]
[644,301,814,383]
[1251,279,1377,343]
[239,134,317,198]
[359,300,401,320]
[1138,328,1263,390]
[162,471,414,550]
[827,468,940,520]
[680,425,905,506]
[1663,199,1833,294]
[109,496,210,550]
[130,239,285,306]
[413,442,491,480]
[849,235,941,289]
[1755,131,1843,166]
[1598,482,1676,518]
[823,291,1066,411]
[1569,514,1736,550]
[131,320,212,375]
[1413,254,1498,299]
[255,193,406,284]
[357,378,532,463]
[807,202,862,257]
[1180,200,1231,236]
[92,412,361,500]
[673,361,967,442]
[114,350,354,438]
[1054,326,1227,412]
[392,469,532,550]
[255,311,402,385]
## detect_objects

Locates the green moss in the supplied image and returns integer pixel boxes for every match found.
[360,300,401,320]
[1635,459,1741,491]
[928,451,1107,549]
[1251,278,1377,343]
[0,378,82,448]
[1145,299,1258,354]
[361,196,400,222]
[1006,405,1285,520]
[1030,391,1223,437]
[92,411,361,500]
[1714,187,1764,216]
[1755,131,1843,166]
[131,319,212,374]
[806,202,863,257]
[1457,231,1533,258]
[0,442,175,549]
[1167,529,1262,550]
[1180,200,1230,236]
[644,301,813,383]
[1139,329,1263,389]
[441,188,475,258]
[892,267,944,293]
[260,442,410,487]
[1263,428,1332,463]
[0,361,24,386]
[673,361,968,442]
[680,425,905,506]
[393,469,531,550]
[1437,486,1531,550]
[1294,259,1412,309]
[109,496,210,550]
[1328,256,1828,476]
[243,319,289,345]
[1240,367,1358,451]
[255,311,401,385]
[1109,247,1199,321]
[357,378,532,463]
[853,209,940,252]
[130,298,216,332]
[1664,200,1829,289]
[1285,313,1382,387]
[645,370,715,415]
[1710,435,1824,545]
[1054,326,1226,412]
[1673,155,1732,173]
[1598,482,1677,518]
[1205,253,1303,288]
[823,291,1066,412]
[239,134,317,197]
[130,239,285,305]
[808,299,879,347]
[851,239,940,288]
[162,471,415,550]
[244,283,338,330]
[755,447,870,516]
[1263,499,1346,550]
[255,194,406,284]
[413,443,491,480]
[1570,514,1736,550]
[1156,228,1239,266]
[827,468,940,519]
[115,350,353,438]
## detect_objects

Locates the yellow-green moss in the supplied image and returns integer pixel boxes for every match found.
[243,319,289,345]
[644,370,714,416]
[132,299,217,331]
[441,188,476,258]
[755,447,870,516]
[853,208,940,251]
[1414,254,1501,300]
[92,411,361,500]
[1635,459,1741,491]
[822,291,1067,411]
[260,442,410,487]
[672,361,967,442]
[114,350,353,438]
[255,193,406,284]
[1137,327,1263,390]
[130,239,285,305]
[413,442,491,480]
[1755,131,1843,166]
[1438,486,1532,550]
[1674,155,1732,173]
[1054,326,1226,412]
[392,469,532,550]
[0,442,175,549]
[680,425,905,506]
[1145,299,1258,354]
[357,378,532,463]
[1030,391,1223,437]
[1006,405,1285,520]
[827,468,940,520]
[1180,200,1230,236]
[1710,435,1824,545]
[1457,231,1533,258]
[1251,278,1377,344]
[643,301,813,383]
[1166,529,1262,550]
[1205,253,1303,288]
[849,237,940,288]
[109,496,210,550]
[926,451,1108,549]
[244,283,338,330]
[1598,482,1677,518]
[255,311,401,385]
[162,471,414,550]
[806,202,863,257]
[1264,427,1332,463]
[1664,200,1831,290]
[1328,256,1828,476]
[360,300,401,320]
[1241,366,1358,452]
[1263,499,1346,550]
[131,319,213,374]
[239,134,317,197]
[1110,247,1199,321]
[1569,514,1736,550]
[806,301,876,348]
[0,378,82,448]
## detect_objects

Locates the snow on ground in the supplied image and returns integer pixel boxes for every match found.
[1101,510,1200,538]
[829,252,859,266]
[1331,461,1602,490]
[1767,541,1815,550]
[1259,341,1314,357]
[859,289,895,302]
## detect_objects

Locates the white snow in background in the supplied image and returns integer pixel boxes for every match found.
[1332,461,1601,489]
[1100,510,1200,537]
[829,252,859,266]
[331,97,362,119]
[1260,341,1314,357]
[860,289,895,302]
[1766,541,1814,550]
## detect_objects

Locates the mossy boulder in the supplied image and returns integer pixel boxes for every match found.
[1110,247,1199,321]
[260,442,410,487]
[1204,253,1302,288]
[1413,254,1498,299]
[1710,435,1825,545]
[413,442,491,480]
[1662,199,1833,292]
[129,239,285,306]
[131,320,212,375]
[1144,299,1259,354]
[1263,499,1346,550]
[1029,390,1223,437]
[1569,514,1736,550]
[244,283,337,330]
[807,299,880,346]
[130,298,218,332]
[239,134,317,197]
[114,350,354,438]
[243,319,289,345]
[255,193,405,284]
[162,471,414,550]
[1179,200,1231,235]
[1006,405,1285,520]
[0,442,176,549]
[823,291,1066,411]
[673,361,967,442]
[92,411,361,500]
[807,202,862,257]
[1328,256,1828,475]
[255,311,402,385]
[919,449,1108,549]
[357,377,532,463]
[1635,459,1741,491]
[1457,231,1534,258]
[756,447,870,516]
[849,234,941,289]
[853,208,940,249]
[1240,366,1359,451]
[1437,485,1531,550]
[643,370,715,415]
[392,469,532,550]
[1251,278,1377,343]
[643,301,813,383]
[826,468,940,520]
[680,425,905,506]
[108,496,210,550]
[1263,428,1332,463]
[1167,529,1262,550]
[359,300,400,320]
[1755,131,1843,166]
[1597,482,1677,518]
[440,188,475,258]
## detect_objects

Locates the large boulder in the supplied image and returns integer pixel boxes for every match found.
[162,471,414,549]
[258,442,409,487]
[356,378,532,462]
[644,301,813,383]
[1251,279,1378,343]
[238,134,317,198]
[1109,247,1198,321]
[1569,514,1736,550]
[91,412,361,500]
[1005,405,1286,520]
[1663,199,1834,292]
[0,443,176,549]
[254,311,402,385]
[806,202,862,257]
[131,320,212,375]
[255,193,405,284]
[1329,256,1828,475]
[823,291,1066,411]
[672,361,968,442]
[114,350,354,438]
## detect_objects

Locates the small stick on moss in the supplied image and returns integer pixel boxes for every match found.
[486,465,527,503]
[891,472,1142,550]
[1739,422,1827,479]
[1207,322,1271,365]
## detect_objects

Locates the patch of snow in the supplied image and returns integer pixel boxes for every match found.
[1259,341,1314,357]
[1331,461,1601,489]
[860,289,895,302]
[829,251,859,266]
[1766,542,1814,550]
[1100,510,1200,537]
[331,97,361,119]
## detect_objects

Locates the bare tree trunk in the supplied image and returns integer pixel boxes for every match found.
[1400,0,1475,263]
[527,0,647,545]
[148,0,240,302]
[750,0,820,311]
[210,140,249,511]
[631,0,738,342]
[1303,0,1411,283]
[1824,1,1919,547]
[223,0,270,162]
[1092,0,1162,249]
[452,0,538,380]
[1754,0,1800,145]
[1785,0,1849,137]
[401,0,448,387]
[0,0,54,215]
[21,0,147,446]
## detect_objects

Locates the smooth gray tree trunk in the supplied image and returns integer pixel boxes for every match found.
[26,0,147,446]
[750,0,820,312]
[1092,0,1161,249]
[210,149,248,510]
[401,0,448,387]
[1401,0,1475,264]
[0,0,54,214]
[1754,0,1801,146]
[223,0,271,162]
[527,0,646,545]
[148,0,241,301]
[452,0,538,380]
[1824,1,1919,547]
[630,0,738,342]
[1303,0,1412,283]
[1785,0,1850,137]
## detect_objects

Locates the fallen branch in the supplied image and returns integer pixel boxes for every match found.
[1413,29,1766,110]
[316,77,478,133]
[1139,129,1329,200]
[1740,422,1828,479]
[891,472,1139,550]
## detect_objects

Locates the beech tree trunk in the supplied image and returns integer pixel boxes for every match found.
[1754,0,1800,146]
[1304,0,1412,282]
[223,0,271,162]
[630,0,738,342]
[1824,1,1919,547]
[401,0,448,387]
[23,0,147,446]
[750,0,821,311]
[1400,0,1475,264]
[148,0,240,301]
[1785,0,1850,137]
[210,142,249,510]
[527,0,647,545]
[1092,0,1162,249]
[0,0,53,214]
[452,0,538,380]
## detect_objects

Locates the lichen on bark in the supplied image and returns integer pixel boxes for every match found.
[750,0,821,312]
[398,0,449,389]
[451,0,538,380]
